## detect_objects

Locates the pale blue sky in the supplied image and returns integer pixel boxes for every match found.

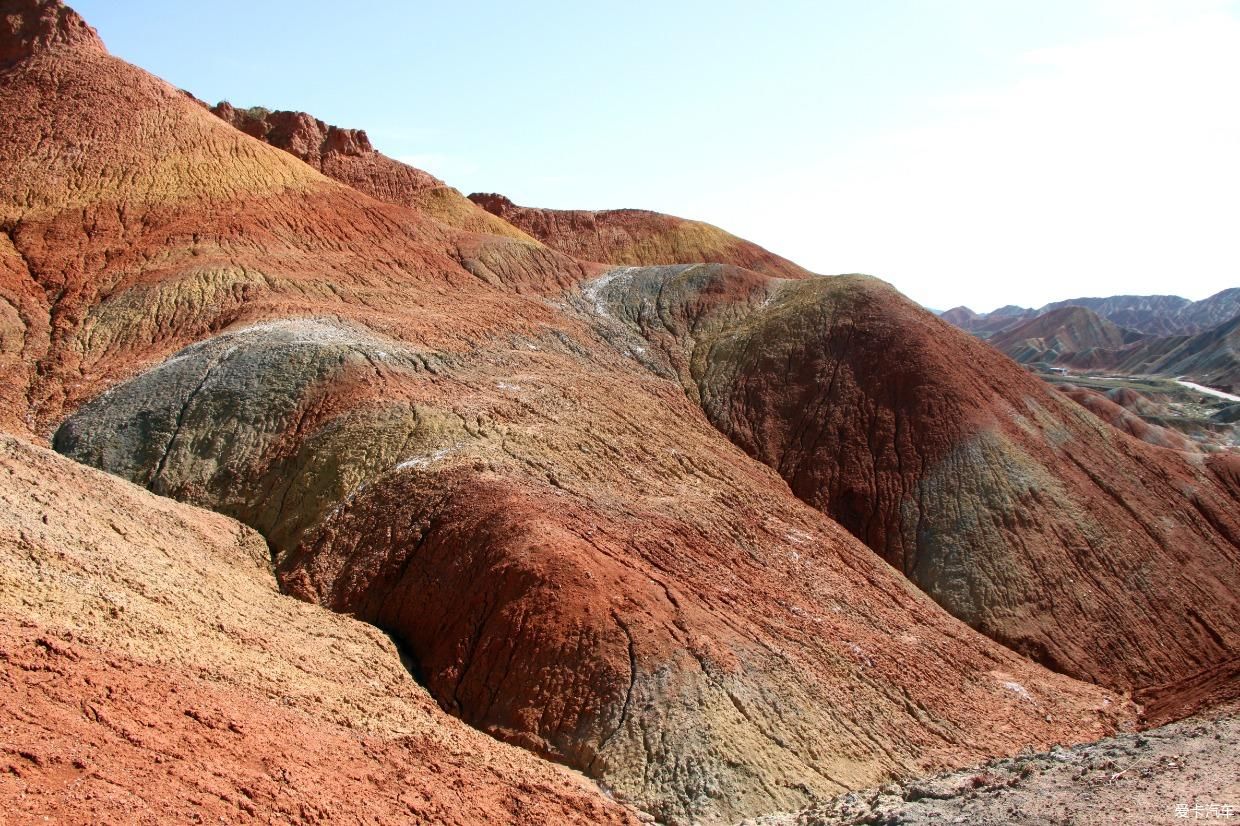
[75,0,1240,311]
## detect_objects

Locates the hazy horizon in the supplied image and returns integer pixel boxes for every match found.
[931,284,1238,314]
[74,0,1240,312]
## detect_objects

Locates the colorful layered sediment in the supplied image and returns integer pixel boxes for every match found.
[211,102,538,242]
[581,265,1239,691]
[52,314,1128,822]
[984,305,1240,393]
[2,1,1237,823]
[469,192,812,279]
[989,305,1144,369]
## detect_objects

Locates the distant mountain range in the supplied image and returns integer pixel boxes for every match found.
[940,289,1240,392]
[943,288,1240,338]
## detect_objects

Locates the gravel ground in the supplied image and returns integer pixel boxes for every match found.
[748,708,1239,825]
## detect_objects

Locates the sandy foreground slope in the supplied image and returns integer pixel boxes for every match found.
[0,435,636,825]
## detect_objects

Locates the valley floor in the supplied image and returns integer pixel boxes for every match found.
[1175,380,1240,404]
[1042,372,1240,451]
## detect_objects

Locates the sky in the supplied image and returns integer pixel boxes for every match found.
[74,0,1240,312]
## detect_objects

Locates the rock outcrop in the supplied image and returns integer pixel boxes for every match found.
[0,0,101,67]
[211,102,537,242]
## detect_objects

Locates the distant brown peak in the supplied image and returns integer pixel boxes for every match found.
[940,306,978,324]
[1040,304,1104,322]
[212,101,375,166]
[0,0,105,68]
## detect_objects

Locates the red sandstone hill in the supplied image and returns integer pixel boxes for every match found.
[469,191,812,279]
[578,266,1238,694]
[1040,290,1240,337]
[940,303,1038,338]
[989,305,1145,368]
[2,1,1238,823]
